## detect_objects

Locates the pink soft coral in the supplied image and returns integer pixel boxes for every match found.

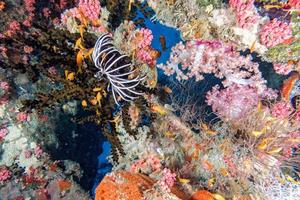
[295,111,300,121]
[157,168,176,193]
[61,0,101,24]
[16,112,29,122]
[0,128,8,140]
[260,19,293,48]
[0,168,11,183]
[130,155,161,173]
[137,48,156,66]
[158,40,271,95]
[289,0,300,9]
[6,21,21,37]
[229,0,255,11]
[273,63,293,75]
[271,101,292,119]
[229,0,259,28]
[206,84,259,122]
[78,0,101,21]
[136,28,153,48]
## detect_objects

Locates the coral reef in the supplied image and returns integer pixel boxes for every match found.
[0,0,299,199]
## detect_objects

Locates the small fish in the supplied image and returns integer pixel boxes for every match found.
[159,35,167,51]
[281,37,296,45]
[78,25,85,39]
[264,4,282,10]
[203,160,214,171]
[65,70,75,81]
[164,131,174,138]
[85,48,94,60]
[150,104,168,115]
[76,50,84,73]
[93,87,103,92]
[212,193,226,200]
[257,138,268,150]
[201,123,217,135]
[128,0,134,11]
[90,98,98,106]
[0,1,5,11]
[163,86,172,94]
[220,168,229,177]
[57,180,72,192]
[179,178,190,184]
[208,178,215,187]
[267,147,282,154]
[96,92,102,104]
[250,40,256,53]
[286,174,299,184]
[75,38,84,50]
[81,100,88,107]
[257,100,263,113]
[252,126,267,137]
[281,72,300,110]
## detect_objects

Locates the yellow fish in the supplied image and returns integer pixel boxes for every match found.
[201,123,217,135]
[250,40,256,53]
[76,50,84,73]
[208,178,215,187]
[96,92,102,104]
[164,131,174,138]
[65,70,75,81]
[212,193,226,200]
[252,126,267,137]
[93,87,103,92]
[267,147,282,154]
[264,4,282,10]
[150,104,168,115]
[163,86,172,94]
[286,174,299,184]
[75,38,84,50]
[220,168,229,177]
[81,100,88,107]
[128,0,134,11]
[257,138,268,150]
[179,178,190,184]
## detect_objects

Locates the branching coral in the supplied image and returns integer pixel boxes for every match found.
[158,40,274,95]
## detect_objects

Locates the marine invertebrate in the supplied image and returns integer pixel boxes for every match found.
[271,101,292,119]
[206,84,259,122]
[273,62,293,75]
[260,19,293,48]
[157,168,176,193]
[158,40,272,95]
[0,168,11,183]
[92,33,145,105]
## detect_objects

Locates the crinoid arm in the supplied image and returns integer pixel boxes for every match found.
[92,34,145,105]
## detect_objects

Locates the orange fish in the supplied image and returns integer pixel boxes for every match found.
[282,72,300,101]
[250,40,256,53]
[159,35,167,51]
[0,1,5,11]
[58,180,72,192]
[281,37,296,45]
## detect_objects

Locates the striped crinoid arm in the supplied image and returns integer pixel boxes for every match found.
[92,33,145,105]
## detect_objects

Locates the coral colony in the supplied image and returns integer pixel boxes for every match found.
[0,0,299,200]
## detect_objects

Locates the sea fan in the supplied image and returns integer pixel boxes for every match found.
[92,33,145,105]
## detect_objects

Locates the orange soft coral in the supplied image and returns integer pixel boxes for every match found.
[95,171,189,200]
[190,190,214,200]
[95,171,148,200]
